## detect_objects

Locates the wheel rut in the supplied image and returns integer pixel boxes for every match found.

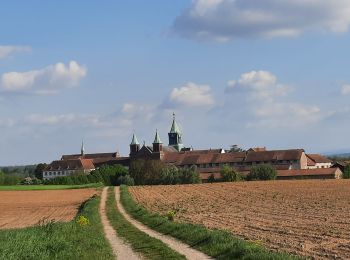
[115,187,212,260]
[99,187,142,260]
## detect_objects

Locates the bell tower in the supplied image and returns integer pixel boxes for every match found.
[130,133,140,156]
[153,129,162,153]
[168,113,184,151]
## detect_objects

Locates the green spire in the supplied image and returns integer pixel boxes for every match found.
[130,133,140,145]
[81,140,85,156]
[170,113,181,134]
[153,129,162,144]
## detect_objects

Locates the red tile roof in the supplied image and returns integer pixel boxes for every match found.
[306,154,332,164]
[45,158,95,171]
[61,152,119,160]
[245,149,304,162]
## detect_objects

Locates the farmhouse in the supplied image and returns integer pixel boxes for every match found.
[48,114,340,181]
[43,158,95,180]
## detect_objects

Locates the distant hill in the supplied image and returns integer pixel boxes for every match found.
[332,153,350,158]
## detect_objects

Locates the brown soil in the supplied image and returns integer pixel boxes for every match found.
[130,180,350,259]
[0,188,96,229]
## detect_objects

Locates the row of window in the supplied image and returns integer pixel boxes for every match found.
[44,170,74,177]
[182,160,299,169]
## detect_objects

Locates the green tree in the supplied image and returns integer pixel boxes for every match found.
[343,164,350,179]
[180,165,201,184]
[220,165,242,182]
[0,171,4,185]
[34,163,47,180]
[247,165,277,181]
[229,145,245,152]
[129,160,146,185]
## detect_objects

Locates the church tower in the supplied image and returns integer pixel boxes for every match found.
[130,133,140,156]
[153,129,162,153]
[168,113,184,151]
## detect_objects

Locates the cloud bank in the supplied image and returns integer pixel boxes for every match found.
[225,70,322,127]
[172,0,350,41]
[0,45,31,59]
[1,61,87,95]
[164,82,215,108]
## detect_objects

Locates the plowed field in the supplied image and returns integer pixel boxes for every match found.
[130,180,350,259]
[0,188,96,229]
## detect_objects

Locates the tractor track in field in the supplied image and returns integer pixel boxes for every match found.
[114,186,212,260]
[99,187,142,260]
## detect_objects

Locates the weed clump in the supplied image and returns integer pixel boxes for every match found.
[166,210,176,221]
[76,215,90,227]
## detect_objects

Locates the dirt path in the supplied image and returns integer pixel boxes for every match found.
[99,187,142,260]
[115,187,212,260]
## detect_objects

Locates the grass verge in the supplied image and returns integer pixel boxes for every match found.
[120,185,301,260]
[0,194,114,260]
[0,183,103,191]
[106,187,186,260]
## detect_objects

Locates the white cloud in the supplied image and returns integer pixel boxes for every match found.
[225,70,322,128]
[166,82,215,107]
[341,84,350,95]
[122,102,155,122]
[226,70,291,101]
[1,61,87,94]
[24,113,101,127]
[172,0,350,41]
[0,45,31,59]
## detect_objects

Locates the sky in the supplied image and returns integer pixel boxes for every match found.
[1,0,350,165]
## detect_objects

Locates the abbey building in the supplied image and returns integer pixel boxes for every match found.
[43,114,340,180]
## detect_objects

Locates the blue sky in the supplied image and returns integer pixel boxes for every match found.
[1,0,350,165]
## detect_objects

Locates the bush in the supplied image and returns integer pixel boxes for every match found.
[129,160,201,185]
[220,165,242,182]
[343,164,350,179]
[117,175,135,186]
[45,164,129,186]
[0,171,22,185]
[166,210,176,221]
[180,165,201,184]
[76,215,90,227]
[247,165,277,181]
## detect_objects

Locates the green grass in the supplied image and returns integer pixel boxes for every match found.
[0,183,103,191]
[120,185,301,260]
[106,187,185,260]
[0,195,114,260]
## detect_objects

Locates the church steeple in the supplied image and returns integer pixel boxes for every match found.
[153,129,162,152]
[168,113,183,151]
[130,133,140,156]
[153,129,162,144]
[81,140,85,156]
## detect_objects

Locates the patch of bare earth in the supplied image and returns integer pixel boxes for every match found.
[0,188,97,229]
[130,180,350,259]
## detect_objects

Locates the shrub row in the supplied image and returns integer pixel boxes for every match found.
[0,171,23,185]
[208,164,278,183]
[129,159,201,185]
[45,165,134,186]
